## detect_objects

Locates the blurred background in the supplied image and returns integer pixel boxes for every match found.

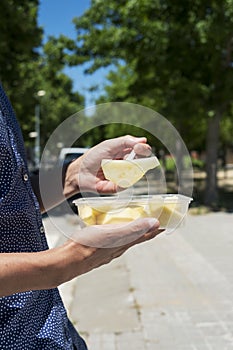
[0,0,232,211]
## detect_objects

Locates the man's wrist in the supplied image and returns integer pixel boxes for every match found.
[62,158,81,198]
[54,240,97,285]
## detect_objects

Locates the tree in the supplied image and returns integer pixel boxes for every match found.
[0,0,43,130]
[33,36,85,149]
[71,0,233,207]
[0,1,85,159]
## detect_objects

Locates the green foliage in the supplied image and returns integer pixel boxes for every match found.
[220,115,233,147]
[71,0,233,205]
[163,155,204,173]
[0,0,43,138]
[0,0,232,206]
[164,156,176,172]
[0,0,42,86]
[191,157,205,170]
[72,0,233,143]
[0,1,85,153]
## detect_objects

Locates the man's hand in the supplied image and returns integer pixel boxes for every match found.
[59,217,163,284]
[36,135,152,212]
[0,218,163,297]
[63,135,152,197]
[68,217,160,248]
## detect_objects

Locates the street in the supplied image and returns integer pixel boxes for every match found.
[44,210,233,350]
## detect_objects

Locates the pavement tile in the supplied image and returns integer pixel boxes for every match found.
[43,211,233,349]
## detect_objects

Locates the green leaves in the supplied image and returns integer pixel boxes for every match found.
[0,1,85,152]
[69,0,233,205]
[0,0,232,205]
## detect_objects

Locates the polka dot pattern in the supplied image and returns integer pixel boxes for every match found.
[0,85,87,349]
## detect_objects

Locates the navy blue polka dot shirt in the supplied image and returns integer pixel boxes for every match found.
[0,84,88,350]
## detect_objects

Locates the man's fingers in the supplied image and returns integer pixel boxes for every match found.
[70,218,161,248]
[125,227,164,247]
[133,142,152,157]
[109,227,165,259]
[103,135,147,155]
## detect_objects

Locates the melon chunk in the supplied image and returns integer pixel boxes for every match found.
[79,201,183,228]
[96,206,147,225]
[78,205,99,226]
[149,202,183,227]
[101,156,160,188]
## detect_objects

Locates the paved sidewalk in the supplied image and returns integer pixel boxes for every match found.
[43,211,233,350]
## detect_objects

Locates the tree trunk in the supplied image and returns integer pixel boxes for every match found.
[174,138,183,192]
[204,111,222,207]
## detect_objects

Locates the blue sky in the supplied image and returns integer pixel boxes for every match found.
[38,0,108,106]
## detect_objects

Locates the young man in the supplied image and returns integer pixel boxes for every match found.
[0,83,161,349]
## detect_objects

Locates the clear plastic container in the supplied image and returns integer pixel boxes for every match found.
[73,194,192,234]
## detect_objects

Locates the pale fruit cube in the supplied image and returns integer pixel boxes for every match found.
[159,205,183,228]
[101,156,160,188]
[149,202,182,227]
[96,206,147,225]
[78,205,99,226]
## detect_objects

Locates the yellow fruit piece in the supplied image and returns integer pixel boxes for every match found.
[149,202,182,227]
[96,206,147,225]
[78,198,184,229]
[101,156,160,188]
[78,205,100,226]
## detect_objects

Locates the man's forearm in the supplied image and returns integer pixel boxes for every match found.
[0,248,63,297]
[0,242,84,297]
[0,219,162,298]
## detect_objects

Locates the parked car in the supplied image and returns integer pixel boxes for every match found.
[58,147,89,166]
[57,147,90,214]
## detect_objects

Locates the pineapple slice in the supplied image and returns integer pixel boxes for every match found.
[101,156,160,188]
[96,206,147,225]
[78,196,184,229]
[149,202,183,227]
[78,205,100,226]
